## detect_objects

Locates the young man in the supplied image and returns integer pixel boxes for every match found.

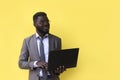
[18,12,65,80]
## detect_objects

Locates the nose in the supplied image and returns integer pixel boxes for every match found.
[43,21,49,26]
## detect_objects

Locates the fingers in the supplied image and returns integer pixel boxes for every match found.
[59,66,66,73]
[55,66,66,73]
[36,61,48,69]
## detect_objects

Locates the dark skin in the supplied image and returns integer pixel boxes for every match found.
[34,15,66,74]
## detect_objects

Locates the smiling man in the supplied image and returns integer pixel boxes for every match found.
[18,12,66,80]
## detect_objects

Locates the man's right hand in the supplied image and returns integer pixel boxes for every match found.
[36,61,48,69]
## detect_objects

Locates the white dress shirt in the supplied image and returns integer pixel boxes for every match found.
[34,33,49,77]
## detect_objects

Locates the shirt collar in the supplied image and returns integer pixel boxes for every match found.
[36,33,49,39]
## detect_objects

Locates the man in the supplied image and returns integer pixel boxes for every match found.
[18,12,65,80]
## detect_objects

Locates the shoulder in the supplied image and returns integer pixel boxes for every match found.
[23,34,36,42]
[49,33,61,40]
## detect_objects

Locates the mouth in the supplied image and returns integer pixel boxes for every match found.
[43,27,49,31]
[43,25,49,29]
[43,27,49,32]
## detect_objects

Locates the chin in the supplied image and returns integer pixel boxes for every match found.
[43,31,49,34]
[44,30,49,34]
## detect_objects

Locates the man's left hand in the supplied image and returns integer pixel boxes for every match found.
[54,66,66,74]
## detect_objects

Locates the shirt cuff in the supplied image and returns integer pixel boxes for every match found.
[33,61,38,67]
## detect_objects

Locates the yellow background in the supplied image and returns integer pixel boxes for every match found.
[0,0,120,80]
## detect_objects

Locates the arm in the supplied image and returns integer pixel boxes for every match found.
[53,38,66,74]
[18,39,34,70]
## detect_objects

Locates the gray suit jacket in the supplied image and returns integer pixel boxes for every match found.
[18,33,61,80]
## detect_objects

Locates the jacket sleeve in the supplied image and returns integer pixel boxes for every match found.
[18,39,34,70]
[57,38,62,50]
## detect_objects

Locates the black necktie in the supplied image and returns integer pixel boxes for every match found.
[40,38,47,79]
[40,39,45,61]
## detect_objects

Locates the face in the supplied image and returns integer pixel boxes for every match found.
[34,16,50,35]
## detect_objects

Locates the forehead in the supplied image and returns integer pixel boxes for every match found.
[37,16,48,21]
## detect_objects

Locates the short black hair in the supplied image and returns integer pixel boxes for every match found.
[33,12,47,22]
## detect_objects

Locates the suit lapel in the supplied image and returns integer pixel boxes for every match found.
[31,34,40,59]
[48,34,54,52]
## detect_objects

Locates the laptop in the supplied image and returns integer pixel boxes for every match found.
[48,48,79,71]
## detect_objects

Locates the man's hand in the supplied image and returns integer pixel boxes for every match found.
[54,66,66,74]
[36,61,48,69]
